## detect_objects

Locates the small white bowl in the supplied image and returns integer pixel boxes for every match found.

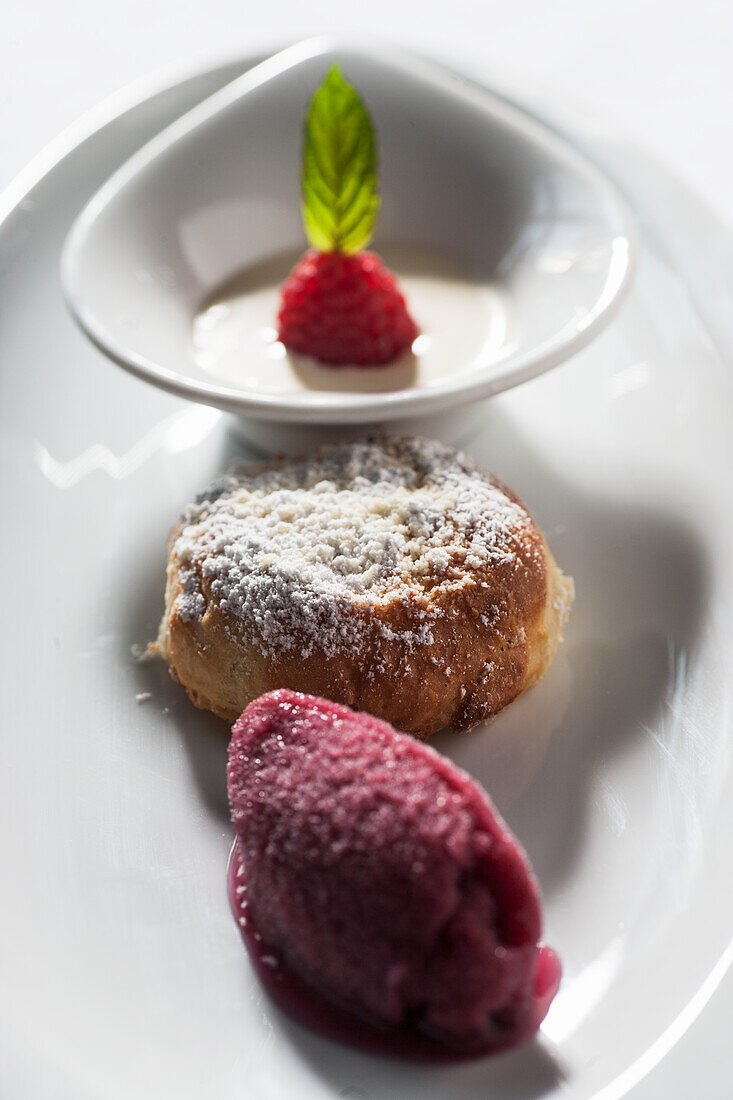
[61,38,635,451]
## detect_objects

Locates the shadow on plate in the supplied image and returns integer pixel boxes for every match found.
[275,1004,569,1100]
[441,405,710,900]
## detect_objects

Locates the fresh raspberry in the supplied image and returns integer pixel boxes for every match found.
[277,250,419,367]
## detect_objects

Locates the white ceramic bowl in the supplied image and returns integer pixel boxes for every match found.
[61,38,635,451]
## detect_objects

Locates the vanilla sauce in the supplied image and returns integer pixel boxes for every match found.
[192,245,508,393]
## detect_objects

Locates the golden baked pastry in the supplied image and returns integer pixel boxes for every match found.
[154,437,573,738]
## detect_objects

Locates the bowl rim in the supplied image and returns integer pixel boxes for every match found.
[60,36,637,424]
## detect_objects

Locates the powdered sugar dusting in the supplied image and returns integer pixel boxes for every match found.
[171,438,531,659]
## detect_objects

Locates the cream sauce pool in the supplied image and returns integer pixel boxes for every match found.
[192,245,508,394]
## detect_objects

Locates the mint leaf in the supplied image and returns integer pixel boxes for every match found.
[301,65,379,254]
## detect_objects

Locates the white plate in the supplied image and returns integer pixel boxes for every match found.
[1,55,732,1100]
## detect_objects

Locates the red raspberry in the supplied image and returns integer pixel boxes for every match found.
[277,250,419,367]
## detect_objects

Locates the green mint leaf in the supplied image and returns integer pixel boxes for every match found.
[301,65,379,254]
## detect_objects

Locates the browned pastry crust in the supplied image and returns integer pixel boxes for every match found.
[154,438,573,738]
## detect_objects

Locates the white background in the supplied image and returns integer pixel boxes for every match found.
[2,1,731,1094]
[3,0,733,229]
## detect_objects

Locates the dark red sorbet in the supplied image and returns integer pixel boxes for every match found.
[226,690,560,1059]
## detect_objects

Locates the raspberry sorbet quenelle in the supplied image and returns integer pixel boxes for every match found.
[227,690,560,1060]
